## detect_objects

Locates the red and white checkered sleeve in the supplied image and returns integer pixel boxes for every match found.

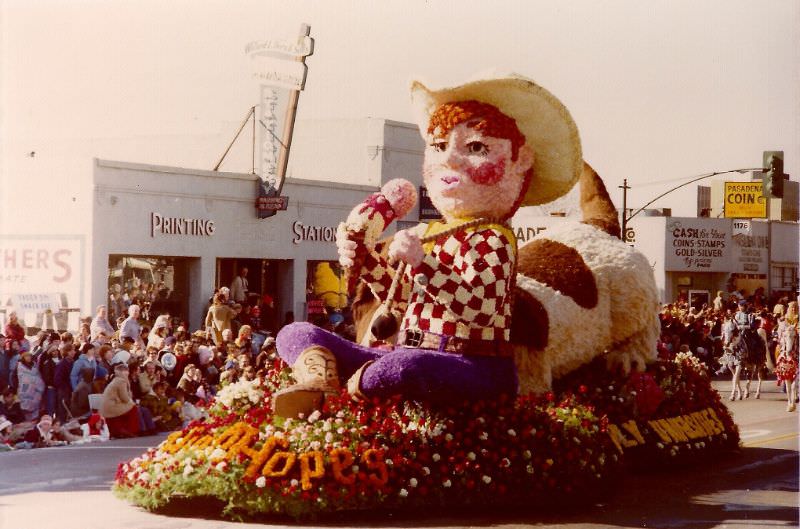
[412,227,514,326]
[360,249,411,305]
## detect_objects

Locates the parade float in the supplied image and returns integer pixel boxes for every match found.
[114,74,740,520]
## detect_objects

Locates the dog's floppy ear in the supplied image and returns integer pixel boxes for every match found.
[510,287,548,350]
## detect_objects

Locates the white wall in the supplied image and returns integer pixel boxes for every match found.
[287,118,382,187]
[771,221,800,263]
[626,217,667,302]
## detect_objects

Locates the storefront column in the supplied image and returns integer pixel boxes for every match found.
[188,257,215,331]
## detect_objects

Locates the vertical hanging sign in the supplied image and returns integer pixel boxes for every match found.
[247,24,314,218]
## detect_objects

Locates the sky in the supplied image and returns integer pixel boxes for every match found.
[1,0,798,233]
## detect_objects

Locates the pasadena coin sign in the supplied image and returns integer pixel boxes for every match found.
[724,181,767,218]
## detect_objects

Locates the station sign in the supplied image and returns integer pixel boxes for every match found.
[724,181,767,218]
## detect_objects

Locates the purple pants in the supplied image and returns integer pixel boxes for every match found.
[276,322,517,404]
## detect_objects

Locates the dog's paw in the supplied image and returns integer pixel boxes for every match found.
[605,349,649,375]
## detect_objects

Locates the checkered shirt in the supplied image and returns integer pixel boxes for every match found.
[361,222,516,344]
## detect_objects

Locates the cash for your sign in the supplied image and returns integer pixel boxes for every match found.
[671,227,726,258]
[151,213,215,237]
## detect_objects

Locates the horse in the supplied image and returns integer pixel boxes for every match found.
[726,327,768,401]
[776,322,798,412]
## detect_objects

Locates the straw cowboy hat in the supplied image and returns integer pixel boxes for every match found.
[410,73,582,206]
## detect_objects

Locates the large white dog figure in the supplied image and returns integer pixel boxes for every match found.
[509,163,660,393]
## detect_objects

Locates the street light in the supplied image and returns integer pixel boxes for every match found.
[619,167,762,242]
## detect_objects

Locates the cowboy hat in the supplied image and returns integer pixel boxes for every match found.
[410,73,582,206]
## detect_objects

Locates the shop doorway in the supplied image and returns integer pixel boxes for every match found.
[107,255,192,326]
[306,260,349,328]
[216,258,287,334]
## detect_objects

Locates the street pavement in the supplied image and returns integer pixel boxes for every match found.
[0,380,797,529]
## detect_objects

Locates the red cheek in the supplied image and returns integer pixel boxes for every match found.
[466,160,505,185]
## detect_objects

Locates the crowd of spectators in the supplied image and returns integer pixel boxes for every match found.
[0,282,292,449]
[657,288,798,377]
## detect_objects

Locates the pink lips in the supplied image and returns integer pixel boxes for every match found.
[441,175,460,187]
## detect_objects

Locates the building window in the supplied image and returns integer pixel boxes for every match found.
[107,255,187,326]
[771,264,798,294]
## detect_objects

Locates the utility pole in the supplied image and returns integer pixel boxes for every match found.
[619,179,630,242]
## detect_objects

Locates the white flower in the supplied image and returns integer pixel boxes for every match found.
[337,427,346,435]
[325,432,334,443]
[399,488,409,497]
[467,452,476,461]
[479,432,488,441]
[476,417,486,424]
[522,450,532,460]
[526,464,535,474]
[308,410,322,423]
[507,429,517,437]
[443,479,452,488]
[385,458,394,466]
[432,453,441,462]
[322,420,332,432]
[139,472,150,482]
[444,433,453,442]
[351,465,359,472]
[409,478,418,488]
[183,465,194,477]
[210,448,227,461]
[422,466,430,475]
[215,461,227,471]
[290,479,299,487]
[310,441,321,450]
[255,476,266,488]
[482,475,492,484]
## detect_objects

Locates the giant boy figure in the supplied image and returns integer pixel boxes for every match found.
[274,74,582,415]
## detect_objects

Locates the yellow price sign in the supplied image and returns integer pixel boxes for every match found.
[724,181,767,218]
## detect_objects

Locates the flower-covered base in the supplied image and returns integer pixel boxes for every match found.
[113,353,739,520]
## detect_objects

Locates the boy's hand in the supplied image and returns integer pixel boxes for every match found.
[388,229,424,268]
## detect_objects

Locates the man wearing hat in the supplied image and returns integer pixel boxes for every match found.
[276,74,581,412]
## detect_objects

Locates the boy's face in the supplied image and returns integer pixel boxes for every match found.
[423,121,532,221]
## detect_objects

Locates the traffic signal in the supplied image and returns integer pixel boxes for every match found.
[762,150,784,198]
